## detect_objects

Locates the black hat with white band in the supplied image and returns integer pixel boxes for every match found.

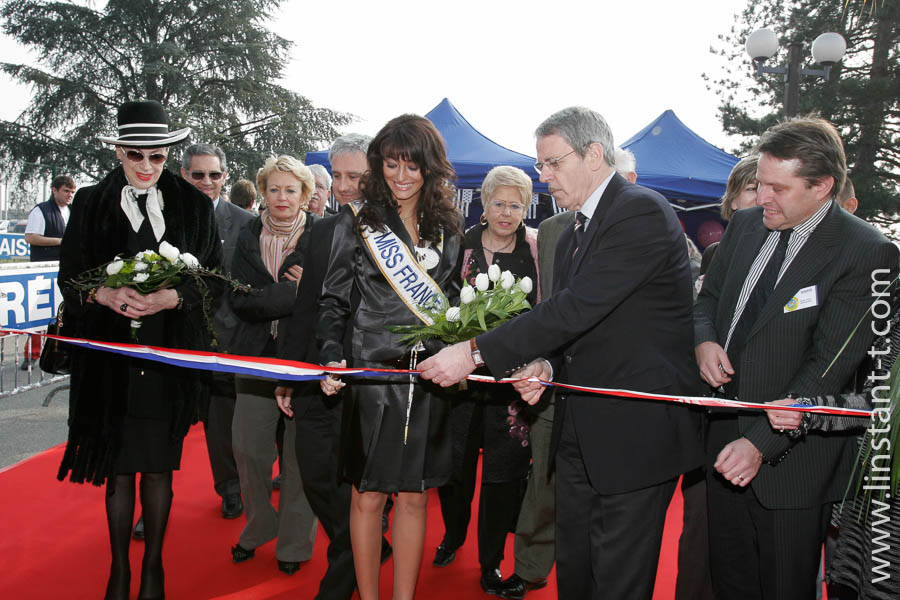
[99,100,191,147]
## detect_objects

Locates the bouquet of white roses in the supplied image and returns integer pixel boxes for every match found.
[388,263,533,347]
[70,241,250,343]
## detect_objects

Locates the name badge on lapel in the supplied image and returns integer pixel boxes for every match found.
[784,285,818,313]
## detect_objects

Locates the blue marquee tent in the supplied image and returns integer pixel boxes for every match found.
[305,98,547,193]
[305,103,736,238]
[621,109,738,205]
[621,110,738,248]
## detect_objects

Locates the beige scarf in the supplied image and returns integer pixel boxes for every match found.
[259,209,306,337]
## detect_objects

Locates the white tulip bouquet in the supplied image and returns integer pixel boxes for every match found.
[94,242,200,295]
[388,264,533,346]
[70,241,250,343]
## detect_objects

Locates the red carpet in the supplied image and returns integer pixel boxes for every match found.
[0,425,682,599]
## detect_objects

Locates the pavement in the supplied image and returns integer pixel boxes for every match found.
[0,375,69,470]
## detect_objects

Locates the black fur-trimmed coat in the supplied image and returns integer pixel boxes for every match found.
[56,166,223,486]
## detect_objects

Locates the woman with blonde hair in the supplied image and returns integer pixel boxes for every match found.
[435,165,540,593]
[229,155,318,575]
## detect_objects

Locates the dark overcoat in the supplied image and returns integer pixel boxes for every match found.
[57,167,223,486]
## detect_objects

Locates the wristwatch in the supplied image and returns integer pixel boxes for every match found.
[469,338,485,367]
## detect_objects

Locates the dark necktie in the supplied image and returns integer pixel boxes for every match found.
[133,193,158,244]
[724,228,792,397]
[135,193,149,218]
[573,212,587,256]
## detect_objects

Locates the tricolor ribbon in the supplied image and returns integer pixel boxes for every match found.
[20,331,874,418]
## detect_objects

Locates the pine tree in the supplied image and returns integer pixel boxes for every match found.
[0,0,350,185]
[705,0,898,221]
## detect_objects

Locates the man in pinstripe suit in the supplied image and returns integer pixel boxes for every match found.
[694,116,898,599]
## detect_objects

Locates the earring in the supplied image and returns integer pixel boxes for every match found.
[480,213,487,226]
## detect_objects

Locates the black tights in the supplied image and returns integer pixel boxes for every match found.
[104,472,173,600]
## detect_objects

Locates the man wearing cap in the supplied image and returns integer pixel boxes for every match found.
[180,143,253,521]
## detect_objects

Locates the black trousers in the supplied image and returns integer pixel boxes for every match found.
[707,416,831,600]
[438,404,523,571]
[556,406,677,600]
[293,389,356,600]
[674,467,715,600]
[203,372,240,497]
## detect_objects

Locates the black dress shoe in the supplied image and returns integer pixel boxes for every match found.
[221,493,243,519]
[132,515,145,540]
[498,573,548,599]
[480,568,504,595]
[277,560,300,575]
[231,543,255,563]
[19,357,35,371]
[432,543,457,567]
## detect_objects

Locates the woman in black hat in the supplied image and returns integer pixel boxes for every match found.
[57,100,223,600]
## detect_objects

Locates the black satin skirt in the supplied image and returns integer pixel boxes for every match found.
[340,358,453,493]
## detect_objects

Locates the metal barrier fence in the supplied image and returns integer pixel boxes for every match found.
[0,329,69,399]
[0,260,68,398]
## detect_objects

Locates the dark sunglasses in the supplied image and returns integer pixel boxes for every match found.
[124,150,168,164]
[188,170,225,181]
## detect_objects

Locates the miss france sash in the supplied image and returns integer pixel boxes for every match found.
[350,203,445,325]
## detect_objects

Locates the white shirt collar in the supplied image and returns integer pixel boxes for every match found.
[578,171,615,222]
[791,199,832,239]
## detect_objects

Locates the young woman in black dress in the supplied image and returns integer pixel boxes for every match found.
[317,114,463,599]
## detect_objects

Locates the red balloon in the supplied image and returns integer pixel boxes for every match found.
[697,220,725,248]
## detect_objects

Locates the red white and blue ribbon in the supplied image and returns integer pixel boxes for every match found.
[21,331,874,418]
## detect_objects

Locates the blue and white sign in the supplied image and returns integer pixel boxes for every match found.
[0,233,30,260]
[0,263,61,330]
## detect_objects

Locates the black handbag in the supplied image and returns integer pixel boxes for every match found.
[39,301,71,375]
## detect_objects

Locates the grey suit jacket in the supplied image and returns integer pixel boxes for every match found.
[694,203,899,509]
[213,198,255,352]
[531,210,575,421]
[537,210,575,301]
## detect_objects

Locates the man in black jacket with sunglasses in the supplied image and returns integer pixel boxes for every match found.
[181,143,254,520]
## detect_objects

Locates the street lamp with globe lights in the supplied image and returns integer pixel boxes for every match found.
[746,28,847,117]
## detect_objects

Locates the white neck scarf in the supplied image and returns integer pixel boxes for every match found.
[120,185,166,242]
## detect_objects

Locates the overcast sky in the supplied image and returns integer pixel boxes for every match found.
[0,0,762,159]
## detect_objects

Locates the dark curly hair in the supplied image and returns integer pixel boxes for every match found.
[357,114,460,242]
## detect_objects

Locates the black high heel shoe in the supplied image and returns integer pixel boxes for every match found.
[277,560,301,575]
[231,543,255,563]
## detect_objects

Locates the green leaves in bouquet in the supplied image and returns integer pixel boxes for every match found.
[388,274,534,347]
[69,245,254,347]
[102,251,184,294]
